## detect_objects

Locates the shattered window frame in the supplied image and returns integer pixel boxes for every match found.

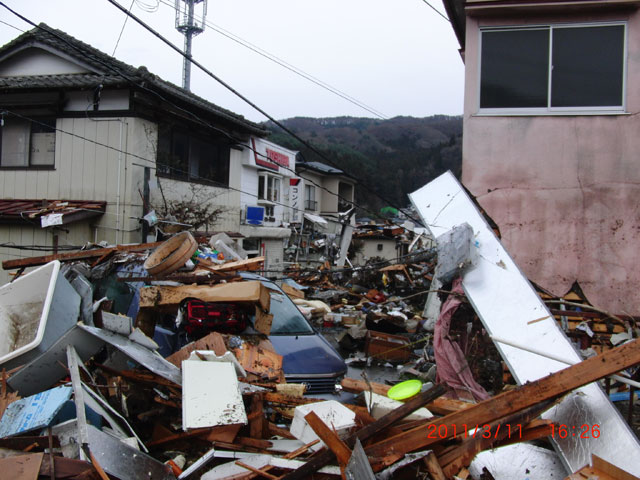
[478,22,627,115]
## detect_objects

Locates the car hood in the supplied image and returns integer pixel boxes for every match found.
[269,333,347,377]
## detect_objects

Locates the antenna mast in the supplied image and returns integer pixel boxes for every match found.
[175,0,207,91]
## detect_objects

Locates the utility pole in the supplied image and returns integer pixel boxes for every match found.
[175,0,207,91]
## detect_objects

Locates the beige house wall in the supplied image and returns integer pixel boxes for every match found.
[0,115,156,284]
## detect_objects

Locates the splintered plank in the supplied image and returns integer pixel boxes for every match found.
[365,338,640,461]
[280,383,448,480]
[340,377,472,415]
[439,400,554,477]
[2,242,161,270]
[139,280,270,311]
[304,410,352,468]
[423,452,446,480]
[165,332,227,367]
[207,256,265,273]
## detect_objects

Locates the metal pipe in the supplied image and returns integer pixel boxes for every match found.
[116,119,123,244]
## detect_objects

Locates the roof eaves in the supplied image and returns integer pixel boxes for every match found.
[0,24,268,135]
[442,0,466,50]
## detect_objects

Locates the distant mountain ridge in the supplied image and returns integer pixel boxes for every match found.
[265,115,462,214]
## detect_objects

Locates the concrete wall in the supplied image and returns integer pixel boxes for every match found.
[353,238,397,265]
[320,177,339,215]
[461,9,640,313]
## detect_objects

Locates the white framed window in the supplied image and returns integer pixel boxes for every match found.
[479,22,626,114]
[304,184,317,211]
[258,172,281,203]
[0,117,56,168]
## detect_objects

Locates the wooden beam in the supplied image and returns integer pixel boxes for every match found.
[365,338,640,460]
[340,377,472,415]
[439,400,554,477]
[235,460,280,480]
[423,452,446,480]
[591,454,640,480]
[249,393,265,439]
[280,383,448,480]
[304,410,352,468]
[2,241,162,270]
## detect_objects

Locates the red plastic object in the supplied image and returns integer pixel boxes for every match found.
[366,289,386,303]
[182,301,248,335]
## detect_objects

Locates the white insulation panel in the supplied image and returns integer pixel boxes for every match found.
[182,360,247,430]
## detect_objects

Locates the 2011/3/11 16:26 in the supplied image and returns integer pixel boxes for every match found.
[424,423,601,440]
[551,424,600,439]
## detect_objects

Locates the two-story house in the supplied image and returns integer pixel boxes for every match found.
[443,0,640,315]
[0,24,294,283]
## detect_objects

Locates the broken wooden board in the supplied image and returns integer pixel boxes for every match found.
[304,411,352,467]
[340,377,472,416]
[281,283,305,299]
[254,305,274,336]
[0,369,19,420]
[205,256,265,273]
[409,171,640,474]
[233,342,283,381]
[0,453,43,480]
[280,384,448,480]
[565,454,640,480]
[165,331,227,367]
[365,337,640,464]
[365,330,411,362]
[2,242,162,270]
[139,280,270,311]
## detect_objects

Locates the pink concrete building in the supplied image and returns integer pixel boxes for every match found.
[443,0,640,314]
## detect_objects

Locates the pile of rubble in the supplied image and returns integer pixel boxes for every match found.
[0,174,639,479]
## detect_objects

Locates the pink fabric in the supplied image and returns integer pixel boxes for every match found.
[434,278,490,402]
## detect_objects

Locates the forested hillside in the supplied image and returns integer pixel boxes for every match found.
[265,115,462,215]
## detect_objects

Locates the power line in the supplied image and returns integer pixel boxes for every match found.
[0,3,423,228]
[112,0,136,56]
[155,0,388,119]
[419,0,450,22]
[2,110,299,215]
[0,6,362,220]
[103,0,425,226]
[4,109,360,221]
[4,109,421,239]
[0,19,24,32]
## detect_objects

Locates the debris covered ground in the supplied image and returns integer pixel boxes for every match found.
[0,215,639,479]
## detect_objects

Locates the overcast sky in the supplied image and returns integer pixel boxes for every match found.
[0,0,464,122]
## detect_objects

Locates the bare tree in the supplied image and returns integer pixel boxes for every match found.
[152,181,228,231]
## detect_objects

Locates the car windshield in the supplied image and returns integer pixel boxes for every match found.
[265,288,314,335]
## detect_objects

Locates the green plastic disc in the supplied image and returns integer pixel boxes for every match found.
[387,379,422,401]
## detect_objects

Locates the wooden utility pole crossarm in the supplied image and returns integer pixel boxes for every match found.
[365,338,640,460]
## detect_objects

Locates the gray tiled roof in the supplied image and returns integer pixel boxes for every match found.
[298,161,344,175]
[0,74,126,89]
[0,24,267,135]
